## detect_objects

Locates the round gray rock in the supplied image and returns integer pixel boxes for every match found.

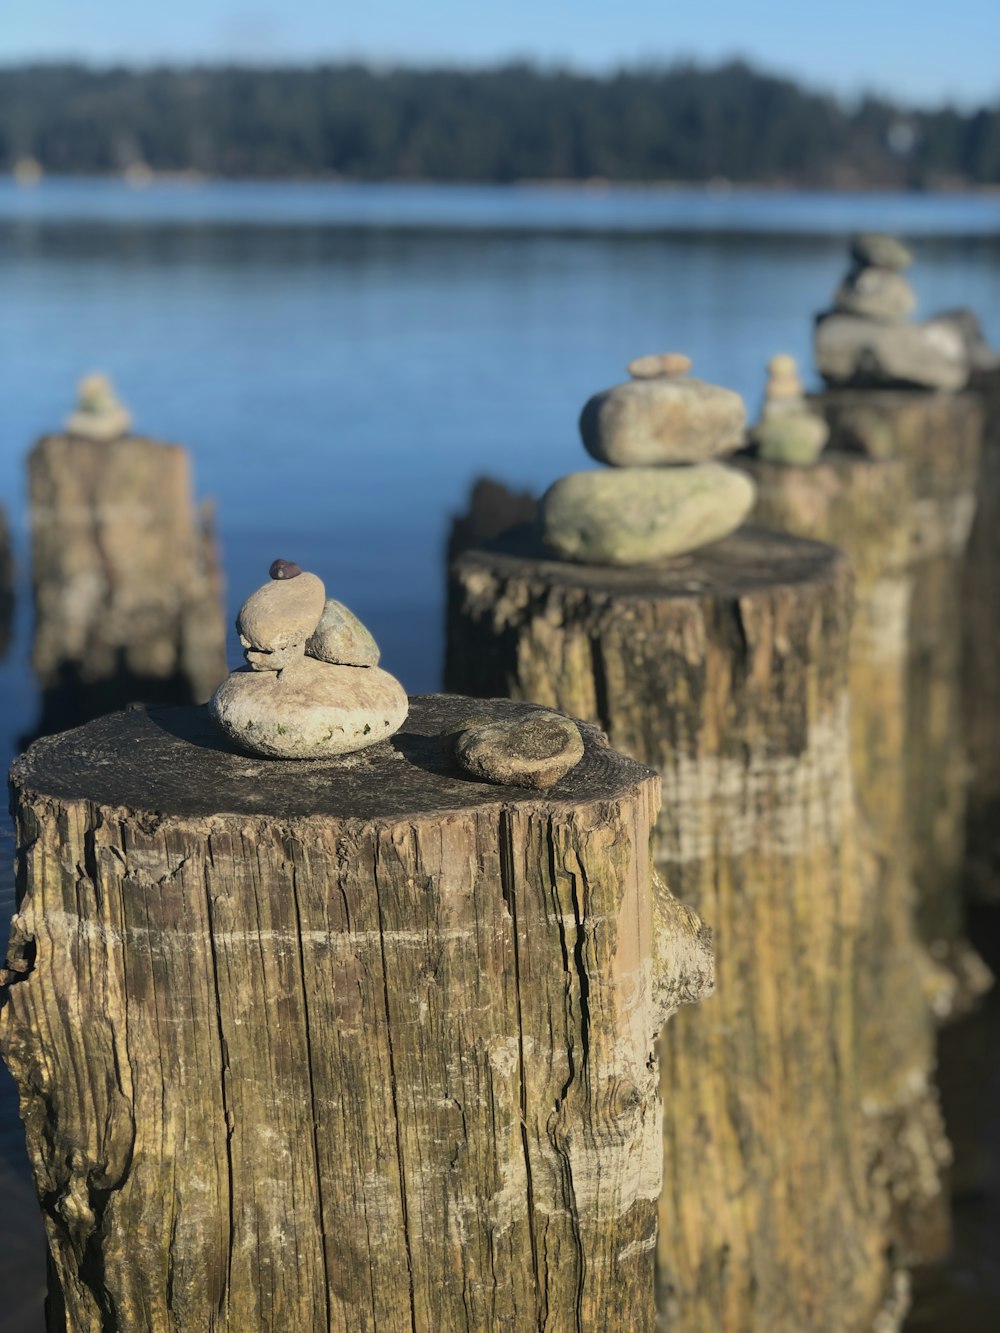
[579,377,746,467]
[307,599,380,667]
[849,233,913,271]
[834,267,916,324]
[539,463,756,565]
[210,657,408,758]
[237,571,326,671]
[453,711,585,789]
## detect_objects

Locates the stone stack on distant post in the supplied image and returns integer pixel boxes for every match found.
[447,357,898,1331]
[1,675,713,1331]
[27,375,227,735]
[739,353,952,1262]
[813,238,988,1010]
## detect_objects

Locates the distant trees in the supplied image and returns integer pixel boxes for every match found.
[0,61,997,187]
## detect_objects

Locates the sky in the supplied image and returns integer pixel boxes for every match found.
[1,1,998,109]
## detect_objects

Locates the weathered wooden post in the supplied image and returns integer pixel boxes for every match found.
[447,357,897,1329]
[963,362,1000,902]
[813,238,987,1001]
[0,504,12,659]
[1,657,712,1323]
[28,375,227,735]
[738,358,950,1260]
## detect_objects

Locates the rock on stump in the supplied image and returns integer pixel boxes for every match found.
[0,695,711,1332]
[740,452,951,1260]
[447,524,896,1331]
[815,390,988,1006]
[27,432,227,735]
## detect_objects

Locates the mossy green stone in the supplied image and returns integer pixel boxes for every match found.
[751,413,829,467]
[539,463,756,565]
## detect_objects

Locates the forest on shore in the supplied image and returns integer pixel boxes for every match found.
[0,61,998,187]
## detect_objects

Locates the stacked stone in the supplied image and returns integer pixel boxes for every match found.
[748,353,829,466]
[539,353,755,564]
[64,373,132,441]
[815,233,969,391]
[210,559,407,757]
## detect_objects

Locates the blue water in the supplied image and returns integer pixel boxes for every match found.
[0,180,999,1328]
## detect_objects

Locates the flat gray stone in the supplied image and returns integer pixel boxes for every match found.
[539,463,756,565]
[452,711,585,789]
[850,233,913,271]
[926,308,1000,373]
[834,267,916,324]
[237,571,326,671]
[307,599,380,667]
[580,377,746,467]
[815,313,968,391]
[210,657,408,758]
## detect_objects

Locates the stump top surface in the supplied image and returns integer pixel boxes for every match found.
[453,521,847,599]
[10,694,653,822]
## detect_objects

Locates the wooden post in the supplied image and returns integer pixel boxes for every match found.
[963,368,1000,902]
[0,694,712,1332]
[0,504,12,659]
[814,391,985,998]
[739,453,951,1260]
[27,431,227,735]
[447,525,898,1330]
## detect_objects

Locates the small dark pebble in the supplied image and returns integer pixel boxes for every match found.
[269,559,302,581]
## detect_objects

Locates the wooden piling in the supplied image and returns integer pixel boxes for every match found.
[447,525,898,1330]
[814,390,988,1009]
[740,452,951,1261]
[963,368,1000,903]
[27,431,227,734]
[0,694,711,1332]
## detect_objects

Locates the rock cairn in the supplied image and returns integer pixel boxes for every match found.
[210,560,407,757]
[64,373,132,441]
[815,233,969,391]
[540,353,755,564]
[748,353,829,466]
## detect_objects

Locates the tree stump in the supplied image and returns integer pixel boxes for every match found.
[963,368,1000,902]
[814,391,986,1006]
[27,432,227,736]
[447,525,898,1331]
[740,453,951,1260]
[0,694,713,1333]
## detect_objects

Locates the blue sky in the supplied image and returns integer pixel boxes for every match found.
[2,1,998,108]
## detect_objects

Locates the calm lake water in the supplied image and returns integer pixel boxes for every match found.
[0,180,998,1328]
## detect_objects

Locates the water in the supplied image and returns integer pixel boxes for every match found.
[0,179,998,1328]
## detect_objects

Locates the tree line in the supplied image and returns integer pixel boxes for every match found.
[0,60,997,187]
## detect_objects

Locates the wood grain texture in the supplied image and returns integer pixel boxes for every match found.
[814,392,985,998]
[0,695,712,1332]
[963,369,1000,902]
[27,432,227,734]
[741,453,951,1261]
[447,525,897,1331]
